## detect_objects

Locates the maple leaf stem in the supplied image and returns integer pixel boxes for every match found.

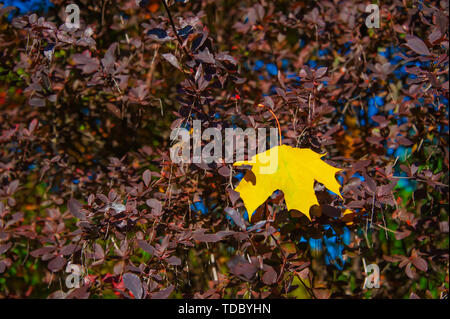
[258,104,282,145]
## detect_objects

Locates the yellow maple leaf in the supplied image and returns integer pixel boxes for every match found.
[233,145,342,221]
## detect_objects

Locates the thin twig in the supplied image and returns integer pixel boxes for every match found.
[270,234,287,282]
[294,271,316,299]
[161,0,191,58]
[100,0,111,35]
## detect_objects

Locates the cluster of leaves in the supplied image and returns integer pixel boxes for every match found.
[0,0,448,299]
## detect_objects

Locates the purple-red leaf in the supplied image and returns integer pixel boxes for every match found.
[406,36,431,56]
[122,273,143,299]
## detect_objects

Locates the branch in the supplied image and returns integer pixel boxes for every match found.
[161,0,191,58]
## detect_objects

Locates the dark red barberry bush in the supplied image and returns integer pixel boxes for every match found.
[0,0,448,299]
